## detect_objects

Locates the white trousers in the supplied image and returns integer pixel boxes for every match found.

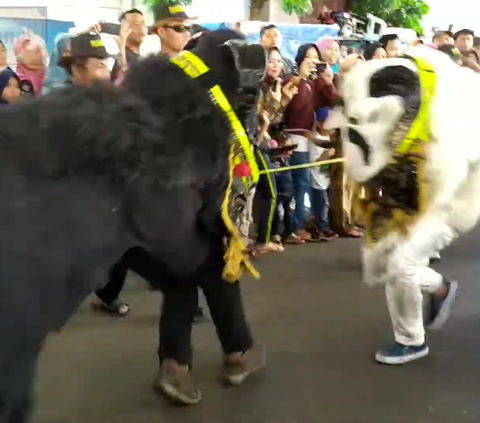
[363,212,457,346]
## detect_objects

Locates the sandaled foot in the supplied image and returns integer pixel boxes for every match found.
[256,242,284,254]
[91,299,130,316]
[222,345,266,386]
[283,234,305,244]
[271,235,282,245]
[153,360,202,405]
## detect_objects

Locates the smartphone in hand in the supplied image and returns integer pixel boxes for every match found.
[100,22,121,36]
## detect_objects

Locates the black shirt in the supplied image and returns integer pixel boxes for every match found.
[111,47,140,81]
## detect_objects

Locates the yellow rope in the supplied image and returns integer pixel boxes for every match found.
[259,158,347,174]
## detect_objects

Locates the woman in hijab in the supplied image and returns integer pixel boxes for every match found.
[13,32,48,95]
[0,68,23,105]
[42,33,72,94]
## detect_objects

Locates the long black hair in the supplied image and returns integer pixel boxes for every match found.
[294,43,319,69]
[364,42,384,61]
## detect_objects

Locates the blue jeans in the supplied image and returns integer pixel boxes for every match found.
[290,152,311,232]
[310,187,330,232]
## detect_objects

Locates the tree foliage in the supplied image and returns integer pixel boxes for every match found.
[280,0,313,17]
[386,0,430,35]
[351,0,430,35]
[142,0,192,12]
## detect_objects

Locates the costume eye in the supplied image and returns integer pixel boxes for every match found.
[349,116,358,125]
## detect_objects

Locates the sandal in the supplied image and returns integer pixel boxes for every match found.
[91,299,130,316]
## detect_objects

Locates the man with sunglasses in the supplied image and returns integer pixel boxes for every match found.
[152,4,194,57]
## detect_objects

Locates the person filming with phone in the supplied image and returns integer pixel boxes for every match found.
[282,43,340,242]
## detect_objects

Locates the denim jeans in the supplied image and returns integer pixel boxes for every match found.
[290,152,311,232]
[271,196,294,237]
[310,187,330,232]
[255,149,276,245]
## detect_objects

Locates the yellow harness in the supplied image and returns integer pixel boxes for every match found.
[170,50,260,281]
[364,55,438,248]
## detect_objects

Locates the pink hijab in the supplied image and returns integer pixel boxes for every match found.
[315,36,338,55]
[13,34,48,94]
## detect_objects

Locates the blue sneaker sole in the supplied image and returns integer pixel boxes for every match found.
[375,346,429,365]
[427,280,458,330]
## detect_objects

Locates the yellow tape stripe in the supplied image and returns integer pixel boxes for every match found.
[396,56,437,155]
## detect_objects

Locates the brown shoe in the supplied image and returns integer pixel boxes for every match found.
[222,345,266,386]
[320,230,339,241]
[295,229,312,241]
[153,360,202,405]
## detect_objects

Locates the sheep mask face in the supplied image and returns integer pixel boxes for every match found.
[339,57,423,183]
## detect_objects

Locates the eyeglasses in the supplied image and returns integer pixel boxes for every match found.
[162,25,191,33]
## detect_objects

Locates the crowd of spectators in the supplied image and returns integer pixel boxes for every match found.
[1,7,479,316]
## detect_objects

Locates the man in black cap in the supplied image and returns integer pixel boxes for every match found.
[151,3,194,57]
[59,32,111,86]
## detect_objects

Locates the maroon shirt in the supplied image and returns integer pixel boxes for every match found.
[282,74,341,135]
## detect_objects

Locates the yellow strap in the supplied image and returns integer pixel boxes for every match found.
[170,50,260,281]
[171,52,259,183]
[395,56,437,155]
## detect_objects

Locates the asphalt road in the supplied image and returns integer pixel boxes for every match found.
[35,228,480,423]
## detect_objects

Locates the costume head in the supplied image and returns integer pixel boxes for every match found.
[336,46,477,182]
[183,29,266,140]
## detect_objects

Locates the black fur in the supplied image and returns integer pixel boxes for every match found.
[369,64,421,123]
[0,30,258,422]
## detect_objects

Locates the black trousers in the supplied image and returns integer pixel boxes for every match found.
[0,343,39,423]
[158,246,253,366]
[95,247,166,304]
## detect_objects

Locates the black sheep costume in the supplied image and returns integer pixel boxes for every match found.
[0,29,265,421]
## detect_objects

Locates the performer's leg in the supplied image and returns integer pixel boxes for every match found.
[0,333,42,423]
[198,249,264,386]
[93,250,131,316]
[375,213,458,365]
[154,281,201,405]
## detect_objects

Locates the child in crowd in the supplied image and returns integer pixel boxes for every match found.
[308,138,338,241]
[269,127,305,245]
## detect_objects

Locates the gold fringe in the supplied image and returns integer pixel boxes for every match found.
[221,145,260,282]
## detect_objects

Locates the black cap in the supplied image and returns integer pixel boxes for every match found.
[153,4,195,23]
[58,33,110,68]
[453,28,475,40]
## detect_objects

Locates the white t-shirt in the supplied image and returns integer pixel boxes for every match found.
[309,143,331,190]
[289,134,309,153]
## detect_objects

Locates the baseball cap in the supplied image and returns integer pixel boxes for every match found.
[59,33,110,68]
[153,4,195,23]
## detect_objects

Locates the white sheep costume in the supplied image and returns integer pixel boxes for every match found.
[336,46,480,364]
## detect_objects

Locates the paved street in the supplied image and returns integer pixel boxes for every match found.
[36,229,480,423]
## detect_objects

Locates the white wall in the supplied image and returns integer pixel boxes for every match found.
[189,0,249,22]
